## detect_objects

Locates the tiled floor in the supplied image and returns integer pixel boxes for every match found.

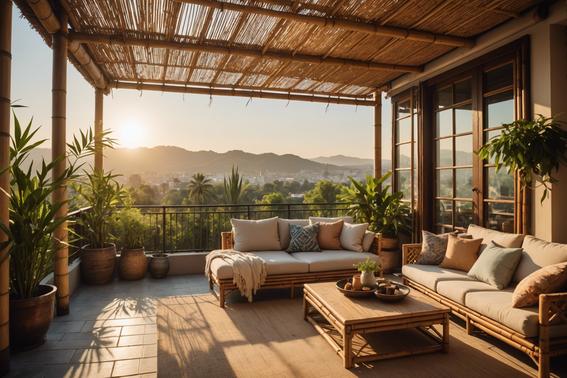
[8,275,211,378]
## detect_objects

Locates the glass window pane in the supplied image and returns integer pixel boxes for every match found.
[396,117,411,143]
[396,170,411,199]
[436,138,453,167]
[454,79,472,103]
[485,91,514,129]
[486,127,503,142]
[436,86,452,109]
[435,200,452,226]
[455,104,473,134]
[396,144,412,168]
[455,135,473,166]
[485,202,514,232]
[455,201,474,229]
[455,168,473,199]
[487,167,514,200]
[397,101,411,118]
[484,64,513,93]
[436,109,453,137]
[436,169,453,198]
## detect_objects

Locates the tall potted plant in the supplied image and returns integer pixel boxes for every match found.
[0,111,96,349]
[340,172,411,272]
[112,207,148,280]
[75,170,125,285]
[478,115,567,231]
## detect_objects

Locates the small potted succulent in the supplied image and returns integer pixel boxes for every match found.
[112,207,148,280]
[354,258,382,288]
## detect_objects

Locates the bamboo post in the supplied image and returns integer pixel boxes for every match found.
[374,91,382,179]
[52,11,69,316]
[0,1,12,373]
[94,87,103,172]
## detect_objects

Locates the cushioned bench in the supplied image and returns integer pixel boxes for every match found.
[402,225,567,378]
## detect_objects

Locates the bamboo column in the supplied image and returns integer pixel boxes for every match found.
[0,1,11,374]
[52,12,69,316]
[94,88,103,172]
[374,91,382,179]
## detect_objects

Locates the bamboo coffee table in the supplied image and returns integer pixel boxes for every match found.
[303,282,451,368]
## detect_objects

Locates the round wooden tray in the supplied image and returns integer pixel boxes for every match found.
[336,279,376,298]
[375,283,411,302]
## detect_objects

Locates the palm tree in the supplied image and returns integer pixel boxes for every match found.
[224,166,245,204]
[188,173,213,204]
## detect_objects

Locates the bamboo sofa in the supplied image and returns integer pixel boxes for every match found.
[401,225,567,378]
[208,227,381,308]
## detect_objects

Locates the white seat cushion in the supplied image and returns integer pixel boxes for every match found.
[209,251,309,279]
[465,290,540,337]
[292,250,379,272]
[402,264,475,291]
[436,280,498,305]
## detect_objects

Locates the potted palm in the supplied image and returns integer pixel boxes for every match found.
[340,172,411,272]
[0,111,96,349]
[75,170,125,285]
[112,207,148,280]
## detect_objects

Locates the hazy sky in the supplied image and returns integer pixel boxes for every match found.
[10,7,392,160]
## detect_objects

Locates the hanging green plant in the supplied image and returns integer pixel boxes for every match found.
[478,115,567,203]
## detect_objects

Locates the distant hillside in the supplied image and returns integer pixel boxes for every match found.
[310,155,374,167]
[103,146,346,176]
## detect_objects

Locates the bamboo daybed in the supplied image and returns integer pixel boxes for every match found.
[401,243,567,378]
[208,231,381,308]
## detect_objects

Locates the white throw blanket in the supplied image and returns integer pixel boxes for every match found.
[205,250,267,302]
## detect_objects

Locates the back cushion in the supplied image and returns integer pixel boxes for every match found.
[467,224,524,251]
[231,217,281,252]
[309,216,354,224]
[514,235,567,282]
[277,219,309,250]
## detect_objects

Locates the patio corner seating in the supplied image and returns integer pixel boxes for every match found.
[401,226,567,378]
[207,220,381,308]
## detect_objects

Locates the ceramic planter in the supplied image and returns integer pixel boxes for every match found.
[119,248,148,281]
[149,254,169,279]
[9,284,57,350]
[80,244,117,285]
[360,271,376,287]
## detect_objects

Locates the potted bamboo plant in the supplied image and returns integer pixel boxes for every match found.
[75,170,125,285]
[0,111,96,349]
[112,207,148,280]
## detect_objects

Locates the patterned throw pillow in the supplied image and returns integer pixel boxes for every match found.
[287,223,321,253]
[416,231,454,265]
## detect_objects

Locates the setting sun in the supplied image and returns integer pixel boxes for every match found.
[117,118,147,149]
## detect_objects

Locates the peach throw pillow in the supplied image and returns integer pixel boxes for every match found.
[512,262,567,308]
[439,235,482,272]
[315,220,344,250]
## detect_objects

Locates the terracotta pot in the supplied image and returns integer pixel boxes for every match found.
[381,249,402,274]
[119,248,148,281]
[381,237,399,251]
[352,274,362,290]
[9,284,57,351]
[81,244,116,285]
[149,254,169,279]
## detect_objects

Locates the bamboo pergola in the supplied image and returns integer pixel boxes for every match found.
[0,0,541,373]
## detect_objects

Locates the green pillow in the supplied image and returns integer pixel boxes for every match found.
[467,241,523,289]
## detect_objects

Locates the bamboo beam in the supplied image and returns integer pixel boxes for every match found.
[374,91,382,179]
[52,12,69,316]
[178,0,474,48]
[27,0,107,89]
[94,88,103,172]
[69,32,423,73]
[0,1,12,374]
[114,81,374,106]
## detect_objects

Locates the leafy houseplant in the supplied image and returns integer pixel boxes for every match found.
[478,115,567,204]
[75,169,125,285]
[354,258,382,287]
[112,208,148,280]
[0,111,96,349]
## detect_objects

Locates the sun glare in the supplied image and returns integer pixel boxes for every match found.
[118,119,147,149]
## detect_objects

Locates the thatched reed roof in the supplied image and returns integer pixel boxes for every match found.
[16,0,540,105]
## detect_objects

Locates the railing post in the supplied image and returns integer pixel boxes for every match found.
[162,206,166,254]
[247,205,251,219]
[287,204,291,219]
